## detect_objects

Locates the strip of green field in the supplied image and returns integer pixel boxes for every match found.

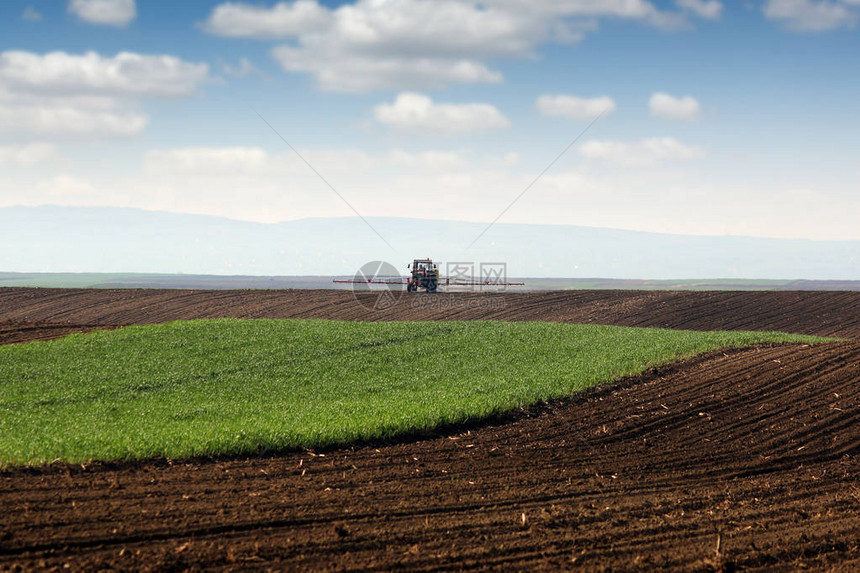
[0,319,827,466]
[5,272,858,291]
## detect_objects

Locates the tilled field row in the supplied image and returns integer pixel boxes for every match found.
[2,288,860,344]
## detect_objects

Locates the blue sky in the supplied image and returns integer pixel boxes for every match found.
[1,0,859,240]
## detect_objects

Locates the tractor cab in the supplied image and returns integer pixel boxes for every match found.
[411,259,436,273]
[407,258,439,293]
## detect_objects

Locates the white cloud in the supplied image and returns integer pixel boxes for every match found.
[21,7,42,22]
[0,51,208,137]
[265,0,522,91]
[68,0,136,27]
[125,145,503,223]
[143,146,389,181]
[145,147,269,175]
[676,0,722,19]
[0,143,58,167]
[273,47,502,92]
[0,51,209,97]
[201,1,331,38]
[206,0,540,51]
[204,0,693,91]
[536,94,616,120]
[579,137,705,166]
[482,0,687,29]
[763,0,857,31]
[0,91,148,137]
[373,92,510,135]
[649,92,701,121]
[143,146,473,175]
[37,175,97,198]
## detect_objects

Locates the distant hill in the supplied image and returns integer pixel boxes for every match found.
[1,205,858,280]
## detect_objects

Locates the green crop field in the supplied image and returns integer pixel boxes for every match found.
[0,319,828,467]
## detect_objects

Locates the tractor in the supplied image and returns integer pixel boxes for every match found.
[406,258,438,293]
[332,258,524,292]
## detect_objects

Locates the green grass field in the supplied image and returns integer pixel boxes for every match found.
[0,319,828,466]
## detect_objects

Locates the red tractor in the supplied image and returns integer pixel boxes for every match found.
[406,258,438,293]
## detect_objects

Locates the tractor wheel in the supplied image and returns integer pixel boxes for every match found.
[427,280,437,293]
[407,282,416,293]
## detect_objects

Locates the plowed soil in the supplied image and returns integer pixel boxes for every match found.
[1,288,859,571]
[2,287,860,341]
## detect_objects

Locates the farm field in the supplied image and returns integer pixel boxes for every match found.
[4,271,860,291]
[1,287,859,570]
[1,319,821,466]
[2,287,860,341]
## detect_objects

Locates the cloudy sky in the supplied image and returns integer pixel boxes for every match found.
[1,0,859,241]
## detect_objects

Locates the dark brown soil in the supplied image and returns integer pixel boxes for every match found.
[1,288,859,571]
[2,288,860,342]
[0,321,115,345]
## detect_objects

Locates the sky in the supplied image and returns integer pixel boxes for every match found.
[1,0,859,242]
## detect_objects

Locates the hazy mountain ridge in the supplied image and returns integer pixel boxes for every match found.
[1,206,858,279]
